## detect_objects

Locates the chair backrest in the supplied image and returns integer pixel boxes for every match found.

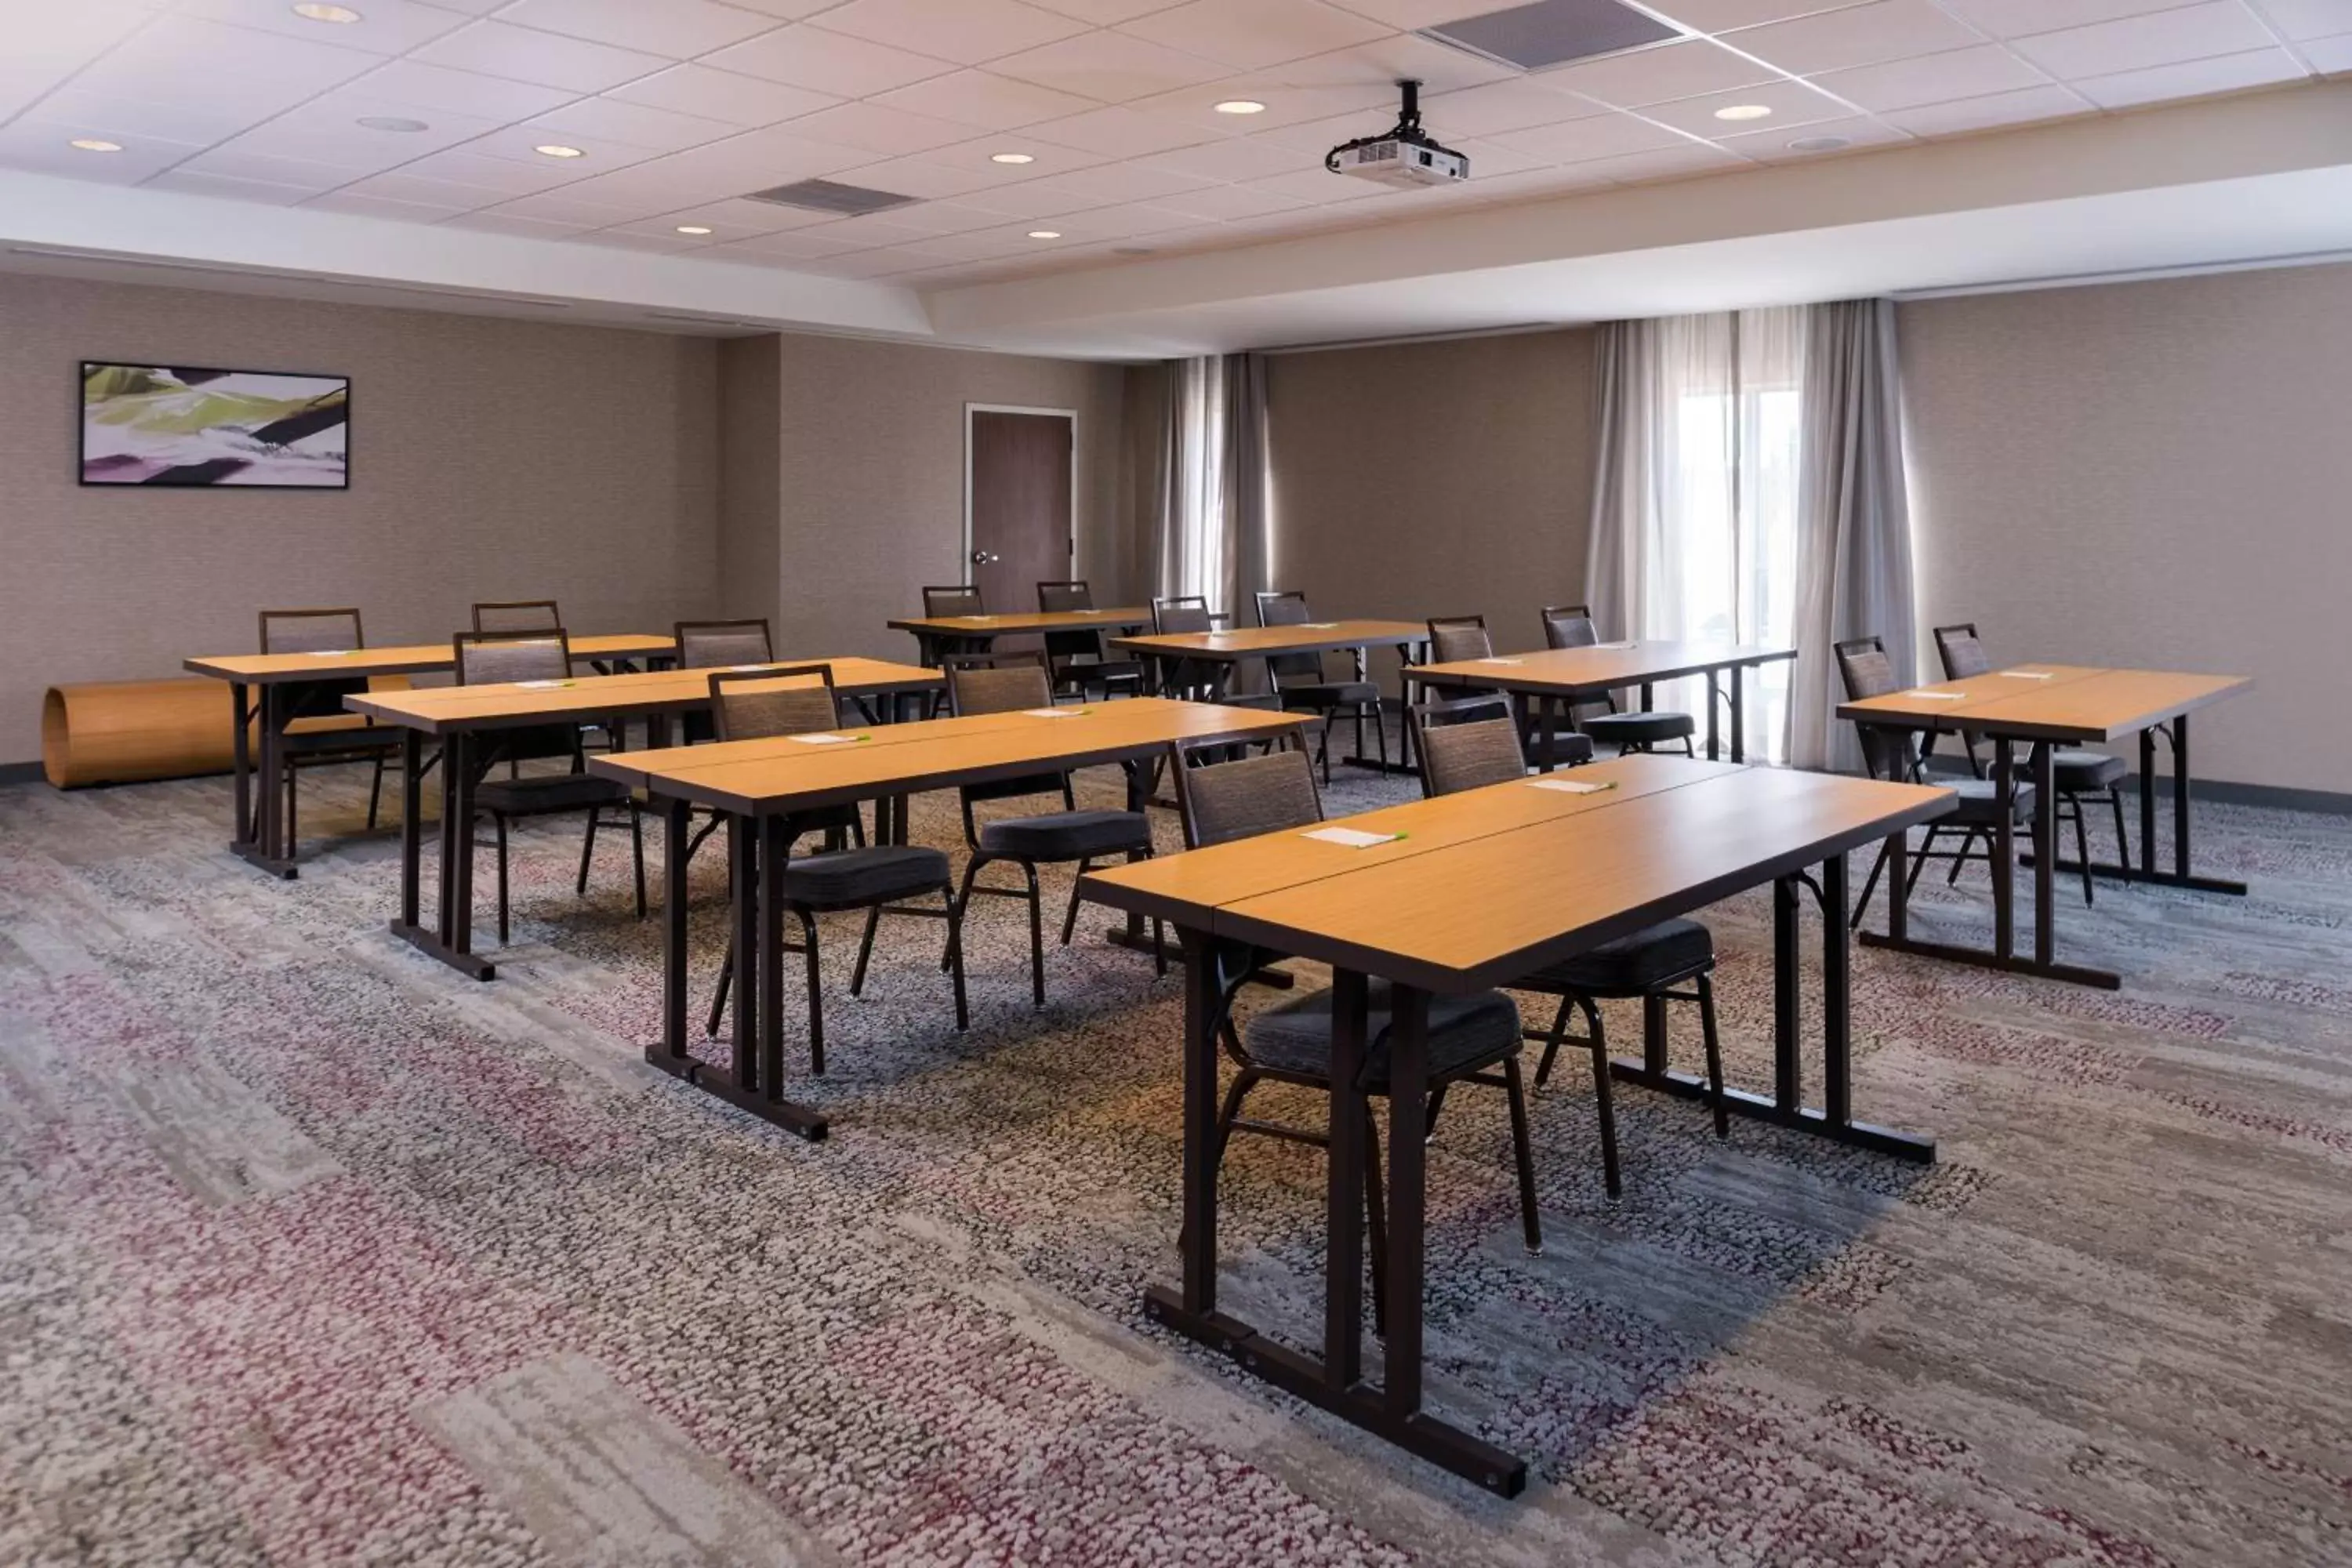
[1170,741,1324,849]
[260,608,364,655]
[1410,695,1526,797]
[472,600,560,634]
[946,652,1052,717]
[1427,615,1493,664]
[1934,622,1994,680]
[1037,580,1094,615]
[1541,604,1599,650]
[1253,590,1329,682]
[924,584,985,619]
[1152,595,1212,636]
[454,628,571,686]
[1833,634,1917,782]
[675,619,773,670]
[709,663,839,742]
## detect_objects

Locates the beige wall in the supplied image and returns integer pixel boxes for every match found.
[1898,262,2352,794]
[1266,328,1597,688]
[724,334,1129,663]
[717,335,781,629]
[2,272,719,764]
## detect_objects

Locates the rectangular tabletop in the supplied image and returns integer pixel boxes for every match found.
[344,658,941,735]
[1109,620,1426,663]
[887,608,1150,637]
[1413,639,1795,695]
[592,697,1304,816]
[185,633,677,685]
[1838,666,2252,743]
[1086,760,1951,994]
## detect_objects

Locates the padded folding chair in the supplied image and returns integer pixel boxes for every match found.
[1256,590,1387,782]
[1149,595,1223,701]
[701,664,965,1069]
[1540,602,1698,757]
[254,608,408,855]
[945,653,1163,1005]
[1036,580,1144,702]
[1409,695,1725,1198]
[1171,735,1542,1332]
[1935,622,2128,905]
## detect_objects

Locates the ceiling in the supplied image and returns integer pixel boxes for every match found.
[6,0,2350,303]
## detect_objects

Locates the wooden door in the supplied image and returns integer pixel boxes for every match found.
[967,408,1073,616]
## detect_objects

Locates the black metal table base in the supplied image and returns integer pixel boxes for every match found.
[2019,854,2248,897]
[1858,930,2119,990]
[1605,1061,1936,1161]
[1102,925,1296,988]
[1141,1286,1529,1497]
[643,1044,828,1139]
[391,919,495,981]
[230,840,299,880]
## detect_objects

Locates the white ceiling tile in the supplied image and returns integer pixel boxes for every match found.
[809,0,1094,65]
[1642,0,1873,28]
[492,0,782,56]
[0,0,156,122]
[708,227,877,259]
[703,24,956,95]
[1322,0,1501,25]
[1116,0,1392,71]
[1490,110,1701,162]
[2070,44,2308,104]
[176,147,357,187]
[145,169,321,205]
[2013,3,2280,78]
[1147,180,1316,218]
[1724,1,1987,74]
[0,120,205,184]
[1124,76,1396,133]
[572,228,711,253]
[1576,142,1752,183]
[213,100,503,172]
[2301,32,2352,70]
[1639,76,1851,136]
[989,30,1232,99]
[396,147,590,194]
[1024,0,1177,20]
[1233,165,1395,203]
[1809,42,2053,110]
[343,60,579,120]
[870,69,1101,129]
[71,15,381,117]
[797,246,964,276]
[527,97,742,154]
[1073,200,1221,236]
[1276,32,1522,93]
[1724,111,1913,155]
[1936,1,2198,39]
[175,0,470,54]
[1878,82,2095,134]
[834,154,1025,197]
[440,212,597,238]
[481,188,653,224]
[13,89,255,147]
[1021,104,1225,157]
[1440,136,1555,176]
[411,20,672,93]
[605,65,840,126]
[1008,162,1223,209]
[715,0,855,18]
[789,100,978,154]
[1538,38,1781,107]
[339,172,517,207]
[1414,79,1603,136]
[2256,0,2352,42]
[835,198,1014,234]
[457,123,666,170]
[941,180,1114,219]
[305,189,477,220]
[920,133,1116,173]
[1135,136,1319,182]
[633,196,848,234]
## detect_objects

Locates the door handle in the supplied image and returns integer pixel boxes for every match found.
[971,550,999,566]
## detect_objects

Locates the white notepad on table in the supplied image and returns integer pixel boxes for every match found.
[789,732,857,745]
[1022,707,1083,718]
[1997,670,2055,681]
[1907,691,1966,702]
[1476,657,1526,666]
[516,680,570,690]
[1528,778,1614,795]
[1303,826,1402,848]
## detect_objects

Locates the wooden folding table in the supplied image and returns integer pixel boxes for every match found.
[1839,662,2252,989]
[887,608,1150,667]
[1109,620,1428,774]
[1410,640,1796,765]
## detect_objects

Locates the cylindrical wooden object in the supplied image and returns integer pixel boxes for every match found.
[41,675,412,789]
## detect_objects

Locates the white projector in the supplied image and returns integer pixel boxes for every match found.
[1327,79,1470,189]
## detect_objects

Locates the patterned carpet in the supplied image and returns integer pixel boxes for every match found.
[3,746,2350,1566]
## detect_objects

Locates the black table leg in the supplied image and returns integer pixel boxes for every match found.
[1324,968,1367,1392]
[394,729,495,980]
[1730,665,1747,764]
[398,730,422,929]
[2032,741,2057,968]
[641,796,694,1083]
[1773,876,1802,1112]
[1993,735,2016,962]
[1705,671,1721,762]
[1144,953,1526,1497]
[232,685,299,879]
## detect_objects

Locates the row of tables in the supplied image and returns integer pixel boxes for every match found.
[179,607,2250,1497]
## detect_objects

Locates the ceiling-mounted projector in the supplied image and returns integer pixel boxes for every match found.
[1326,78,1468,188]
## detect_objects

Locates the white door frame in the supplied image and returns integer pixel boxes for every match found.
[963,403,1079,582]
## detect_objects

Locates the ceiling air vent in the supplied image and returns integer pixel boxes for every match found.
[744,178,918,216]
[1421,0,1679,71]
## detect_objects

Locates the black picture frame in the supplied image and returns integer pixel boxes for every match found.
[78,361,351,490]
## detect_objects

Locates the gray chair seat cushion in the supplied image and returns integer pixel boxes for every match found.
[1280,681,1379,710]
[2054,750,2127,791]
[1242,980,1522,1089]
[1582,710,1696,746]
[1521,918,1713,996]
[1947,777,2038,825]
[474,773,630,817]
[781,845,949,907]
[978,809,1152,861]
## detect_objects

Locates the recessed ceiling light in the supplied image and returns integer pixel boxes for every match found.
[69,139,123,153]
[1214,100,1266,115]
[357,115,427,132]
[535,144,586,159]
[1026,230,1061,240]
[1714,104,1773,122]
[292,2,363,21]
[675,225,713,235]
[989,151,1034,165]
[1787,134,1852,153]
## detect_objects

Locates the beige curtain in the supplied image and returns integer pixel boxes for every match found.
[1218,351,1272,621]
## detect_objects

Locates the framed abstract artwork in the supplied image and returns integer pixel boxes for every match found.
[80,362,350,488]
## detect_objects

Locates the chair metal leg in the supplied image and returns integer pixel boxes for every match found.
[1583,997,1621,1200]
[1022,860,1045,1008]
[1502,1055,1542,1256]
[1534,993,1575,1087]
[1910,826,1943,895]
[1697,975,1728,1139]
[1853,837,1893,931]
[576,807,598,895]
[495,815,510,946]
[1363,1106,1388,1339]
[1944,827,1978,886]
[799,908,826,1077]
[2109,789,2132,877]
[630,803,647,919]
[949,855,986,972]
[706,946,731,1039]
[849,905,882,996]
[2069,794,2094,907]
[1060,857,1090,946]
[943,887,969,1032]
[368,755,385,831]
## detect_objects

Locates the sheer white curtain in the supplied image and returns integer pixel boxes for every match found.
[1586,308,1807,762]
[1154,356,1227,607]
